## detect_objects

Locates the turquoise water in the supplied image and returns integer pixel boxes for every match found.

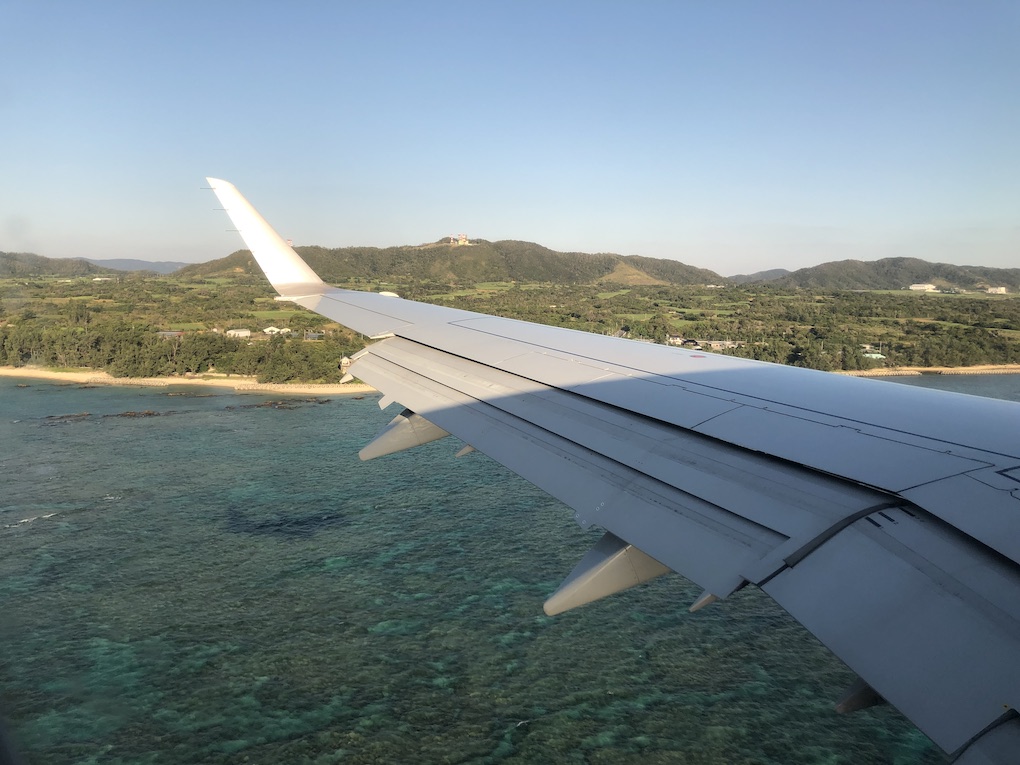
[871,371,1020,400]
[4,375,1014,764]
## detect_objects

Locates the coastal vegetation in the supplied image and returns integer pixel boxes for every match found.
[1,245,1019,381]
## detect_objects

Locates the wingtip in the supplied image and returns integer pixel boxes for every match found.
[205,178,326,293]
[205,177,237,193]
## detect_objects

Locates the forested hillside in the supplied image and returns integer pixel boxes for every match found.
[729,268,791,284]
[84,258,188,274]
[1,252,117,278]
[176,240,723,286]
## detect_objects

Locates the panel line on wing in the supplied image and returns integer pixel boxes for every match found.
[345,339,941,595]
[361,336,891,537]
[349,352,778,595]
[440,316,1020,462]
[353,352,774,543]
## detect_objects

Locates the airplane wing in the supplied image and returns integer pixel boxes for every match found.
[206,178,1020,763]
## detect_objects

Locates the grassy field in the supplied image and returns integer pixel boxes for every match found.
[251,310,304,321]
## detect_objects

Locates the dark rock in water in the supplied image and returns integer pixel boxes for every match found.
[42,412,91,424]
[102,409,194,418]
[227,398,331,412]
[226,507,346,538]
[103,410,173,418]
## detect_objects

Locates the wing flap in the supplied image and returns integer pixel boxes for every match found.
[765,506,1020,755]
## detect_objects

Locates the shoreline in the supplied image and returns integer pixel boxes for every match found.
[0,367,377,396]
[839,364,1020,378]
[4,363,1019,392]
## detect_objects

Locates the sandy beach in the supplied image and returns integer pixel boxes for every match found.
[4,363,1019,392]
[0,367,376,396]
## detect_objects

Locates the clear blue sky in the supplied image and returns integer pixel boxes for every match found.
[2,1,1018,275]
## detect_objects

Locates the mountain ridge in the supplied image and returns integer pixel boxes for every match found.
[84,258,189,274]
[759,257,1020,291]
[176,239,724,285]
[0,252,117,278]
[4,247,1018,292]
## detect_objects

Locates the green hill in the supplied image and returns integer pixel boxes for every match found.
[177,239,723,286]
[729,268,791,284]
[771,257,1020,291]
[84,258,188,274]
[0,252,120,278]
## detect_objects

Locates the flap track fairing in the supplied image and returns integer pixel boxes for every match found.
[359,408,451,461]
[544,531,670,616]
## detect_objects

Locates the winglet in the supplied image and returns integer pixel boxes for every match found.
[206,178,326,297]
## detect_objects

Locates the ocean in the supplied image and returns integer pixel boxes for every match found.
[2,374,1017,765]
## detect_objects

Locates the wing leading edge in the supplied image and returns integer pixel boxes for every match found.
[207,178,1020,763]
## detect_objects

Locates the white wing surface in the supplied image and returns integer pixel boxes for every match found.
[207,178,1020,763]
